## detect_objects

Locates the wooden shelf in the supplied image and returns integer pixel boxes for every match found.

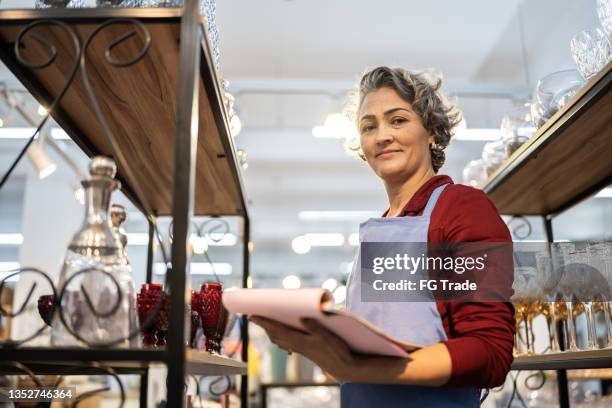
[0,347,246,376]
[185,349,247,376]
[511,349,612,371]
[0,8,247,216]
[484,61,612,216]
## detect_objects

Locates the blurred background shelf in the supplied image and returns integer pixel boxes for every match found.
[0,7,247,217]
[484,61,612,216]
[512,349,612,371]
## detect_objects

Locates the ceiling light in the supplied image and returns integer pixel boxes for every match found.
[322,278,338,292]
[0,118,4,127]
[37,105,48,116]
[453,128,501,142]
[298,210,379,222]
[153,262,232,275]
[313,113,359,140]
[126,233,150,246]
[190,234,209,254]
[333,285,347,304]
[595,187,612,198]
[291,235,311,254]
[282,275,301,289]
[206,232,237,246]
[0,262,21,283]
[304,233,345,246]
[0,128,69,140]
[312,125,329,138]
[0,234,24,245]
[27,142,56,179]
[348,233,359,246]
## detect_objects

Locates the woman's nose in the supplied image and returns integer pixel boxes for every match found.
[375,127,394,145]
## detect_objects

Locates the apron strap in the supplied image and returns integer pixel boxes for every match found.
[422,183,450,217]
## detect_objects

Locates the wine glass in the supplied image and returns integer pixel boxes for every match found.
[500,104,536,157]
[462,159,487,188]
[512,266,541,355]
[597,0,612,39]
[553,242,580,351]
[567,247,602,350]
[587,241,612,348]
[536,249,563,353]
[570,28,612,80]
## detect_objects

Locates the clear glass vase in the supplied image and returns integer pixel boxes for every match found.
[51,157,138,348]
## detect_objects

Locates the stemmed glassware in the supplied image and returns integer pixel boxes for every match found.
[570,28,612,80]
[597,0,612,40]
[536,250,562,353]
[513,242,612,356]
[531,70,585,128]
[587,242,612,348]
[512,266,541,355]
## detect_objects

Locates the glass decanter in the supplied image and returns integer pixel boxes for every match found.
[51,157,137,348]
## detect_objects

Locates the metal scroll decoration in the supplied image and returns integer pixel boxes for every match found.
[6,18,169,264]
[52,363,126,408]
[0,20,81,189]
[507,216,533,240]
[0,268,57,347]
[0,265,167,349]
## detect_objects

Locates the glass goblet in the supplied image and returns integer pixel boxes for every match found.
[570,28,612,80]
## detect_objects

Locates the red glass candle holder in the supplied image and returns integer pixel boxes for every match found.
[199,282,227,353]
[137,294,162,347]
[37,294,56,326]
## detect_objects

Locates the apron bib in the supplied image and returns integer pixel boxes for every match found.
[342,184,480,408]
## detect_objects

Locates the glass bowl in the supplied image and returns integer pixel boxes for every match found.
[531,70,585,128]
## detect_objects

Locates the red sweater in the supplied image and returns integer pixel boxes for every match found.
[392,174,515,388]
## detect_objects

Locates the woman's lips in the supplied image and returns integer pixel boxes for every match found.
[376,150,402,159]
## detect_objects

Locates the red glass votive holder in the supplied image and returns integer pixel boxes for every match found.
[137,295,158,347]
[37,294,56,326]
[199,282,227,353]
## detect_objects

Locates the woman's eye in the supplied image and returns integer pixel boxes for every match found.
[391,117,407,126]
[361,124,375,133]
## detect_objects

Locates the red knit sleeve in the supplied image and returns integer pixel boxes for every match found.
[430,185,515,388]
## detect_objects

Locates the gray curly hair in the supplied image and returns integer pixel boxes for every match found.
[346,66,462,173]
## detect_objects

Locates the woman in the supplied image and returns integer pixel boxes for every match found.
[251,67,515,407]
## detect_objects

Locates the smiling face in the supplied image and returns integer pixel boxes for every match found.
[358,87,435,184]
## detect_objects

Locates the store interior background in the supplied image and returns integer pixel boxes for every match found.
[1,0,610,296]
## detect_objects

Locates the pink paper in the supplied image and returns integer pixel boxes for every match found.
[223,288,420,358]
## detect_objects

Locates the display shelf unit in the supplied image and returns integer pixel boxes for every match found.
[484,62,612,408]
[0,2,250,408]
[484,61,612,216]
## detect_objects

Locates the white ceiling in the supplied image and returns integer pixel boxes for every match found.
[1,0,608,288]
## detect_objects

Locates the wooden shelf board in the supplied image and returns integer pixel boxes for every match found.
[0,8,247,216]
[484,62,612,216]
[0,346,246,376]
[512,349,612,371]
[185,349,247,376]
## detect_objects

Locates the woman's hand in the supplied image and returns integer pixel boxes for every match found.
[249,315,451,386]
[249,316,359,381]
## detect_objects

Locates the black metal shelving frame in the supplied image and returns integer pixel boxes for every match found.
[485,65,612,408]
[0,2,250,408]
